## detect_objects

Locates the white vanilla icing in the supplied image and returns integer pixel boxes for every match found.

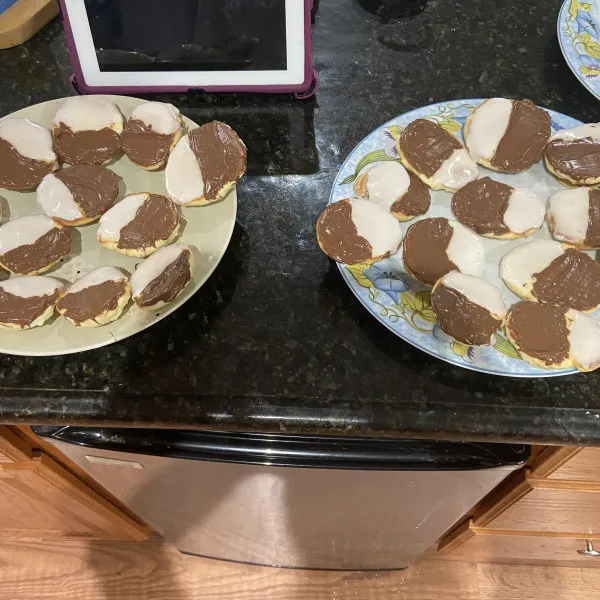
[348,198,403,257]
[551,123,600,142]
[0,215,57,255]
[432,148,479,190]
[66,266,126,295]
[503,188,545,234]
[0,276,63,298]
[447,220,485,277]
[131,244,190,299]
[37,173,84,222]
[54,96,123,132]
[165,135,205,205]
[441,271,507,317]
[465,98,513,161]
[131,102,181,135]
[365,161,411,211]
[97,193,147,242]
[547,188,590,244]
[567,309,600,369]
[0,118,56,162]
[500,239,565,290]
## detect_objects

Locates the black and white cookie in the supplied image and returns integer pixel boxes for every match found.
[547,187,600,249]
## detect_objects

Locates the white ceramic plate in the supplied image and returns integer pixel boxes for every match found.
[0,95,237,356]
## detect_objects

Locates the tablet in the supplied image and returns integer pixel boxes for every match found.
[59,0,316,96]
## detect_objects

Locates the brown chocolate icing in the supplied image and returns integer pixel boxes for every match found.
[57,280,126,325]
[137,250,191,307]
[490,100,551,172]
[53,123,121,165]
[55,164,118,219]
[316,200,373,264]
[0,287,59,327]
[122,119,174,168]
[391,172,431,216]
[532,248,600,311]
[399,119,462,178]
[0,227,71,275]
[431,283,502,346]
[118,194,179,250]
[188,121,247,201]
[545,137,600,182]
[585,189,600,247]
[507,302,570,365]
[0,138,54,192]
[451,177,511,236]
[403,217,457,285]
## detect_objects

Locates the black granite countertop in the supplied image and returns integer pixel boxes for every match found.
[1,0,600,445]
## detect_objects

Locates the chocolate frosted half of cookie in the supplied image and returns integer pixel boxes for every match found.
[166,121,247,206]
[0,118,58,192]
[547,187,600,249]
[52,96,123,165]
[0,276,63,330]
[398,119,478,191]
[431,271,507,346]
[131,244,193,310]
[0,215,71,275]
[464,98,551,173]
[57,266,130,327]
[98,192,180,258]
[402,217,485,286]
[353,161,430,221]
[37,164,119,226]
[451,177,545,239]
[316,198,403,265]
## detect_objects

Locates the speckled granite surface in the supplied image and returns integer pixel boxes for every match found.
[1,0,600,444]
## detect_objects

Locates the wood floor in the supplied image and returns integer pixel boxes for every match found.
[0,538,598,600]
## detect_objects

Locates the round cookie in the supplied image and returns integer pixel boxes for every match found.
[53,96,123,165]
[122,102,183,170]
[165,121,247,206]
[567,309,600,372]
[451,177,545,239]
[464,98,551,173]
[56,266,130,327]
[131,244,193,310]
[431,271,507,346]
[500,239,600,312]
[316,198,403,265]
[98,192,180,258]
[353,161,430,221]
[37,164,119,226]
[544,123,600,185]
[398,119,478,192]
[0,276,63,330]
[402,217,485,286]
[547,187,600,249]
[0,118,58,192]
[0,215,71,275]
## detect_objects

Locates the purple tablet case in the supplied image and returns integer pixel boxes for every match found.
[59,0,318,98]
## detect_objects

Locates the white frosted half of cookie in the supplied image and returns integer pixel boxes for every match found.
[500,239,564,290]
[0,118,56,161]
[131,102,181,135]
[37,173,84,222]
[0,215,57,254]
[131,244,190,298]
[503,188,546,234]
[365,161,410,211]
[67,266,127,294]
[551,123,600,142]
[54,96,123,132]
[441,271,507,317]
[465,98,512,161]
[165,135,205,205]
[447,220,485,276]
[348,198,403,257]
[432,149,478,190]
[98,193,147,242]
[0,276,63,298]
[567,309,600,369]
[547,188,590,243]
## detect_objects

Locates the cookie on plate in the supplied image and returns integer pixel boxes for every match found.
[353,161,430,221]
[566,309,600,372]
[451,177,545,239]
[398,119,478,192]
[131,244,193,310]
[0,118,58,192]
[98,192,180,258]
[56,266,130,327]
[121,101,183,170]
[464,98,551,172]
[0,276,63,330]
[431,271,507,346]
[165,121,246,206]
[547,187,600,249]
[402,217,485,286]
[500,239,600,312]
[316,198,403,265]
[0,215,71,275]
[53,96,123,165]
[37,164,119,226]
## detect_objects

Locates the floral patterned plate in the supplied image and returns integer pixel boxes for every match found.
[332,99,587,377]
[558,0,600,101]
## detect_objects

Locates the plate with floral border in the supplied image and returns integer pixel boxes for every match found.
[331,99,589,378]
